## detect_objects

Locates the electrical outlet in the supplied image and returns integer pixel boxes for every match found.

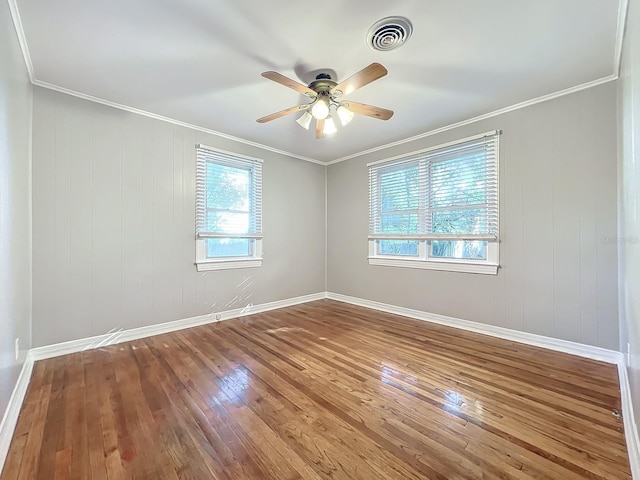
[15,338,19,361]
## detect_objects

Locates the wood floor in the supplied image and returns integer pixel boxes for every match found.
[1,300,631,479]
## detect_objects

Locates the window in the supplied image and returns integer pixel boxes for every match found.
[195,145,262,271]
[368,131,500,274]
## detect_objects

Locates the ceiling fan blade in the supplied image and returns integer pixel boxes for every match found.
[316,118,325,139]
[343,101,394,120]
[330,63,388,96]
[256,104,310,123]
[261,71,317,98]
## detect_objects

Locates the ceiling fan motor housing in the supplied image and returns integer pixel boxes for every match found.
[308,74,338,94]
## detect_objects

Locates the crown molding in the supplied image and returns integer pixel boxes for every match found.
[9,0,626,166]
[7,0,34,82]
[615,0,630,77]
[326,74,618,165]
[32,80,325,165]
[8,0,323,165]
[34,74,619,168]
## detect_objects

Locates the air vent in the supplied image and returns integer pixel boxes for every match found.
[367,16,413,52]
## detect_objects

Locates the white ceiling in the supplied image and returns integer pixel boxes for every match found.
[14,0,624,163]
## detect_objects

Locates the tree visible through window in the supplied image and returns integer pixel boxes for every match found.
[368,131,500,274]
[429,153,490,260]
[205,162,252,258]
[379,163,419,256]
[195,146,263,271]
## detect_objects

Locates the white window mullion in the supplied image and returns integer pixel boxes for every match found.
[418,240,428,260]
[419,158,429,260]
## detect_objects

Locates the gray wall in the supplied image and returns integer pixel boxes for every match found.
[24,45,623,354]
[32,87,326,347]
[619,0,640,439]
[328,82,619,350]
[0,3,32,419]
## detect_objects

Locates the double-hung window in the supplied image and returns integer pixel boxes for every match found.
[368,131,500,274]
[195,145,263,271]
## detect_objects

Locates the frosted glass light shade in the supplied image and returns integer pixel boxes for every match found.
[296,111,312,130]
[337,105,355,126]
[323,116,337,135]
[311,97,330,119]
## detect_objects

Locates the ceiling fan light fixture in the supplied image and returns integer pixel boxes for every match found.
[296,111,313,130]
[337,105,355,126]
[311,97,330,120]
[323,116,338,135]
[257,63,394,139]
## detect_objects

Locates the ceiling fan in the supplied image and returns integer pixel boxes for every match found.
[256,63,394,139]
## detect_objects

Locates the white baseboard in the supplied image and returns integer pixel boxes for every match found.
[0,354,34,474]
[619,362,640,478]
[326,292,622,364]
[29,292,327,361]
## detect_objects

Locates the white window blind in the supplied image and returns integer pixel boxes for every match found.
[195,145,263,271]
[196,145,262,239]
[367,131,500,274]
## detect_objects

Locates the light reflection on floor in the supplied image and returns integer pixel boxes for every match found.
[216,365,250,406]
[380,364,419,385]
[443,390,464,414]
[379,362,482,417]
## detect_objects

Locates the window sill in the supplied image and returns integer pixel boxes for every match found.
[368,257,498,275]
[196,258,263,272]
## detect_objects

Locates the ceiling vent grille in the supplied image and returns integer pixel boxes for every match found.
[367,16,413,52]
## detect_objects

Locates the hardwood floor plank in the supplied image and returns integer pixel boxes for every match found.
[16,363,55,480]
[243,320,599,479]
[250,310,624,470]
[184,329,423,479]
[36,358,67,480]
[148,337,270,479]
[0,300,631,479]
[221,325,535,479]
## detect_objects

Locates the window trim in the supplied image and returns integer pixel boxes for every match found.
[195,241,263,271]
[195,144,263,271]
[367,242,499,275]
[367,130,500,275]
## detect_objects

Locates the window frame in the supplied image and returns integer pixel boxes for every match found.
[367,131,500,275]
[195,145,263,272]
